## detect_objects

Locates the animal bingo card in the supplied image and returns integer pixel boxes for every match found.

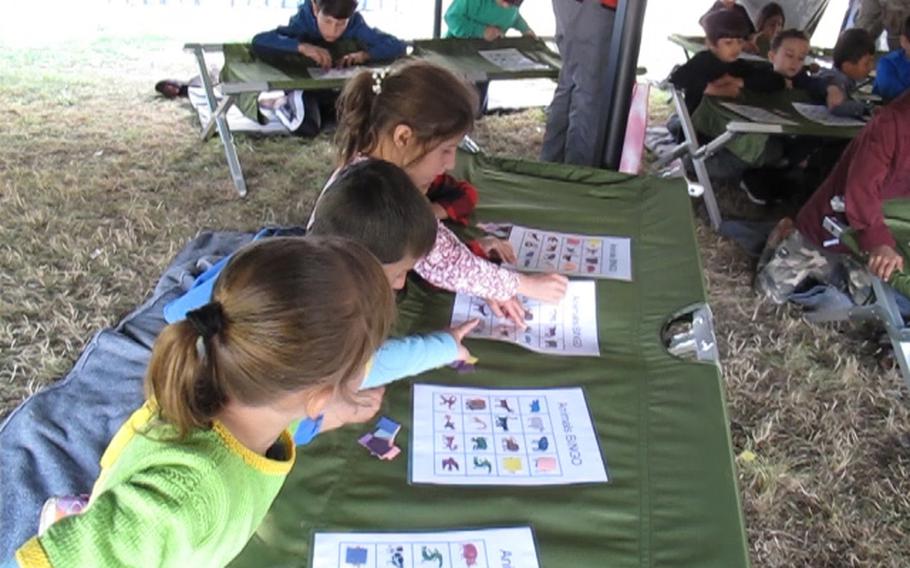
[311,526,540,568]
[410,385,609,486]
[477,48,549,72]
[505,224,632,281]
[449,280,600,357]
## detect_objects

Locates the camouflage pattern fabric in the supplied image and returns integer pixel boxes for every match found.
[755,229,873,304]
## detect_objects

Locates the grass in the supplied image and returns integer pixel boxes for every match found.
[2,35,910,567]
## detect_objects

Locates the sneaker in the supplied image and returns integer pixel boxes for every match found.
[275,90,306,132]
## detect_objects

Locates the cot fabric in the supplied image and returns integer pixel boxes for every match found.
[444,0,530,38]
[16,403,295,568]
[691,90,861,166]
[227,150,749,568]
[796,92,910,253]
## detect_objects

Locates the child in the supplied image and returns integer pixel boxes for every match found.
[165,160,477,412]
[323,60,569,326]
[12,237,396,567]
[250,0,407,135]
[873,15,910,100]
[444,0,536,113]
[670,9,785,114]
[768,29,812,84]
[699,0,756,37]
[756,91,910,304]
[445,0,535,41]
[812,28,876,118]
[752,2,785,55]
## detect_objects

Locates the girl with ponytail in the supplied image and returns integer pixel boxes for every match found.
[311,60,569,328]
[14,237,395,568]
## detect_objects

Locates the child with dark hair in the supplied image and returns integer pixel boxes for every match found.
[874,15,910,100]
[670,9,784,114]
[811,28,877,118]
[250,0,407,136]
[752,2,785,55]
[699,0,756,36]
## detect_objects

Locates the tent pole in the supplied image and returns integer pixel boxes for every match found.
[433,0,443,38]
[602,0,647,169]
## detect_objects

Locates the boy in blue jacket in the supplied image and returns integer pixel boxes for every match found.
[252,0,406,67]
[251,0,407,135]
[874,16,910,101]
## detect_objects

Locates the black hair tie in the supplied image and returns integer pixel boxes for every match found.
[186,302,225,339]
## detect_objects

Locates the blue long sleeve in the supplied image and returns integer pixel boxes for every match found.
[250,4,405,61]
[343,13,407,61]
[361,332,459,389]
[873,50,910,101]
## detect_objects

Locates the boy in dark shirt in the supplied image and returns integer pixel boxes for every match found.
[812,28,876,118]
[670,9,785,114]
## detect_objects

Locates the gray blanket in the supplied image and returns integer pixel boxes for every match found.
[0,229,259,559]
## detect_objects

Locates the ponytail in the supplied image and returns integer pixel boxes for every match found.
[335,70,379,166]
[144,320,228,438]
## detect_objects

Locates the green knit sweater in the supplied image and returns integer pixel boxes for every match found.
[444,0,530,38]
[16,403,296,568]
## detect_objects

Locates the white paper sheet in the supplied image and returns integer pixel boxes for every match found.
[719,102,798,126]
[791,102,867,127]
[450,280,600,357]
[477,48,549,71]
[410,385,609,486]
[499,224,632,281]
[311,526,540,568]
[307,66,374,80]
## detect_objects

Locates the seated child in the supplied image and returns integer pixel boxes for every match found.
[322,60,569,328]
[756,91,910,306]
[873,15,910,101]
[752,2,785,55]
[768,29,817,89]
[670,9,785,115]
[811,28,876,118]
[165,160,477,424]
[699,0,756,37]
[444,0,536,113]
[250,0,407,135]
[11,237,396,567]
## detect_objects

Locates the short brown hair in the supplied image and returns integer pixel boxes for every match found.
[335,60,478,166]
[145,237,394,437]
[309,159,437,263]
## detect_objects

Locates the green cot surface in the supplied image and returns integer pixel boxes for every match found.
[229,151,749,568]
[220,38,560,120]
[692,91,862,165]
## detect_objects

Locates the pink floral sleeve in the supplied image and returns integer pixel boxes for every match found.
[414,222,520,301]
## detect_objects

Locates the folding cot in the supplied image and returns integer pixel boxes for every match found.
[183,38,561,197]
[655,85,862,230]
[226,148,749,567]
[815,200,910,387]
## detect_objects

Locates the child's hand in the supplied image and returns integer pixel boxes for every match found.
[785,78,793,90]
[430,203,449,220]
[516,273,569,304]
[484,26,503,41]
[320,387,386,432]
[826,85,846,109]
[486,297,529,330]
[299,43,332,69]
[523,29,538,40]
[477,236,517,264]
[449,319,480,361]
[338,51,369,67]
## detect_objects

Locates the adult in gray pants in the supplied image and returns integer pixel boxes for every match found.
[856,0,910,50]
[540,0,616,166]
